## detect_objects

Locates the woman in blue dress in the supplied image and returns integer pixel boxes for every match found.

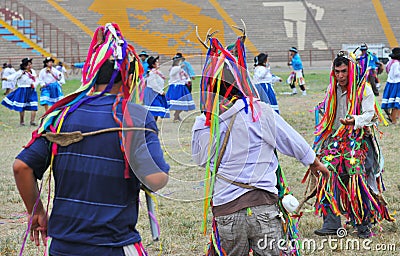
[381,47,400,124]
[1,58,39,126]
[39,57,63,111]
[166,54,195,122]
[143,56,170,121]
[253,53,281,114]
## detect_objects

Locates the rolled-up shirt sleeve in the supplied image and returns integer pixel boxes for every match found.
[273,112,316,166]
[353,85,375,130]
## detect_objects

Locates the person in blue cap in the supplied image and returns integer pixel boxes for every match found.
[139,51,149,76]
[288,47,306,95]
[357,43,381,96]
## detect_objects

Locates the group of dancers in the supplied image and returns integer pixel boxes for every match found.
[140,50,283,122]
[1,57,66,125]
[2,45,399,128]
[140,52,196,122]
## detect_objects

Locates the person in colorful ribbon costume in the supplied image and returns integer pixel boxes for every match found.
[312,52,394,238]
[357,43,381,96]
[12,23,169,255]
[39,57,63,112]
[192,26,329,256]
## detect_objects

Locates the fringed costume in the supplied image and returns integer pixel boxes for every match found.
[311,53,394,237]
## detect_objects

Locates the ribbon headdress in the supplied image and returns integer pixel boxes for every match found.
[314,51,366,150]
[314,51,388,150]
[196,21,259,237]
[26,23,143,177]
[196,20,258,127]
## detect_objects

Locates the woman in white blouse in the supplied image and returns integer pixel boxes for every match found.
[253,53,281,114]
[1,58,39,126]
[166,55,195,122]
[1,63,16,95]
[381,47,400,124]
[143,56,170,121]
[39,57,63,111]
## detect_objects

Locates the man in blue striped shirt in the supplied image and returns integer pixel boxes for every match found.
[13,58,169,255]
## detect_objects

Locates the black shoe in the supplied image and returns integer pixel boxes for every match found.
[357,223,371,238]
[314,228,338,236]
[358,231,371,239]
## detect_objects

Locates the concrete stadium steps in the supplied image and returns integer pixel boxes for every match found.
[1,0,84,65]
[1,0,398,64]
[381,0,400,47]
[0,17,59,59]
[311,0,387,49]
[0,36,41,69]
[22,0,94,50]
[51,0,226,56]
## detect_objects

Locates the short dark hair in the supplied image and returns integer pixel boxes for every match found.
[96,60,122,85]
[333,56,349,68]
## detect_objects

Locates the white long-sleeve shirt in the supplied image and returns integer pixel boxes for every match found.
[5,69,39,88]
[387,60,400,83]
[146,69,165,94]
[2,67,16,78]
[2,67,16,88]
[253,65,282,85]
[39,67,61,86]
[192,99,315,206]
[168,66,189,85]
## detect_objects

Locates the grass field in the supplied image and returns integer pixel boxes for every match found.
[0,70,399,256]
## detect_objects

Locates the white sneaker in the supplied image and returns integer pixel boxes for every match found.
[291,88,298,95]
[302,90,307,96]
